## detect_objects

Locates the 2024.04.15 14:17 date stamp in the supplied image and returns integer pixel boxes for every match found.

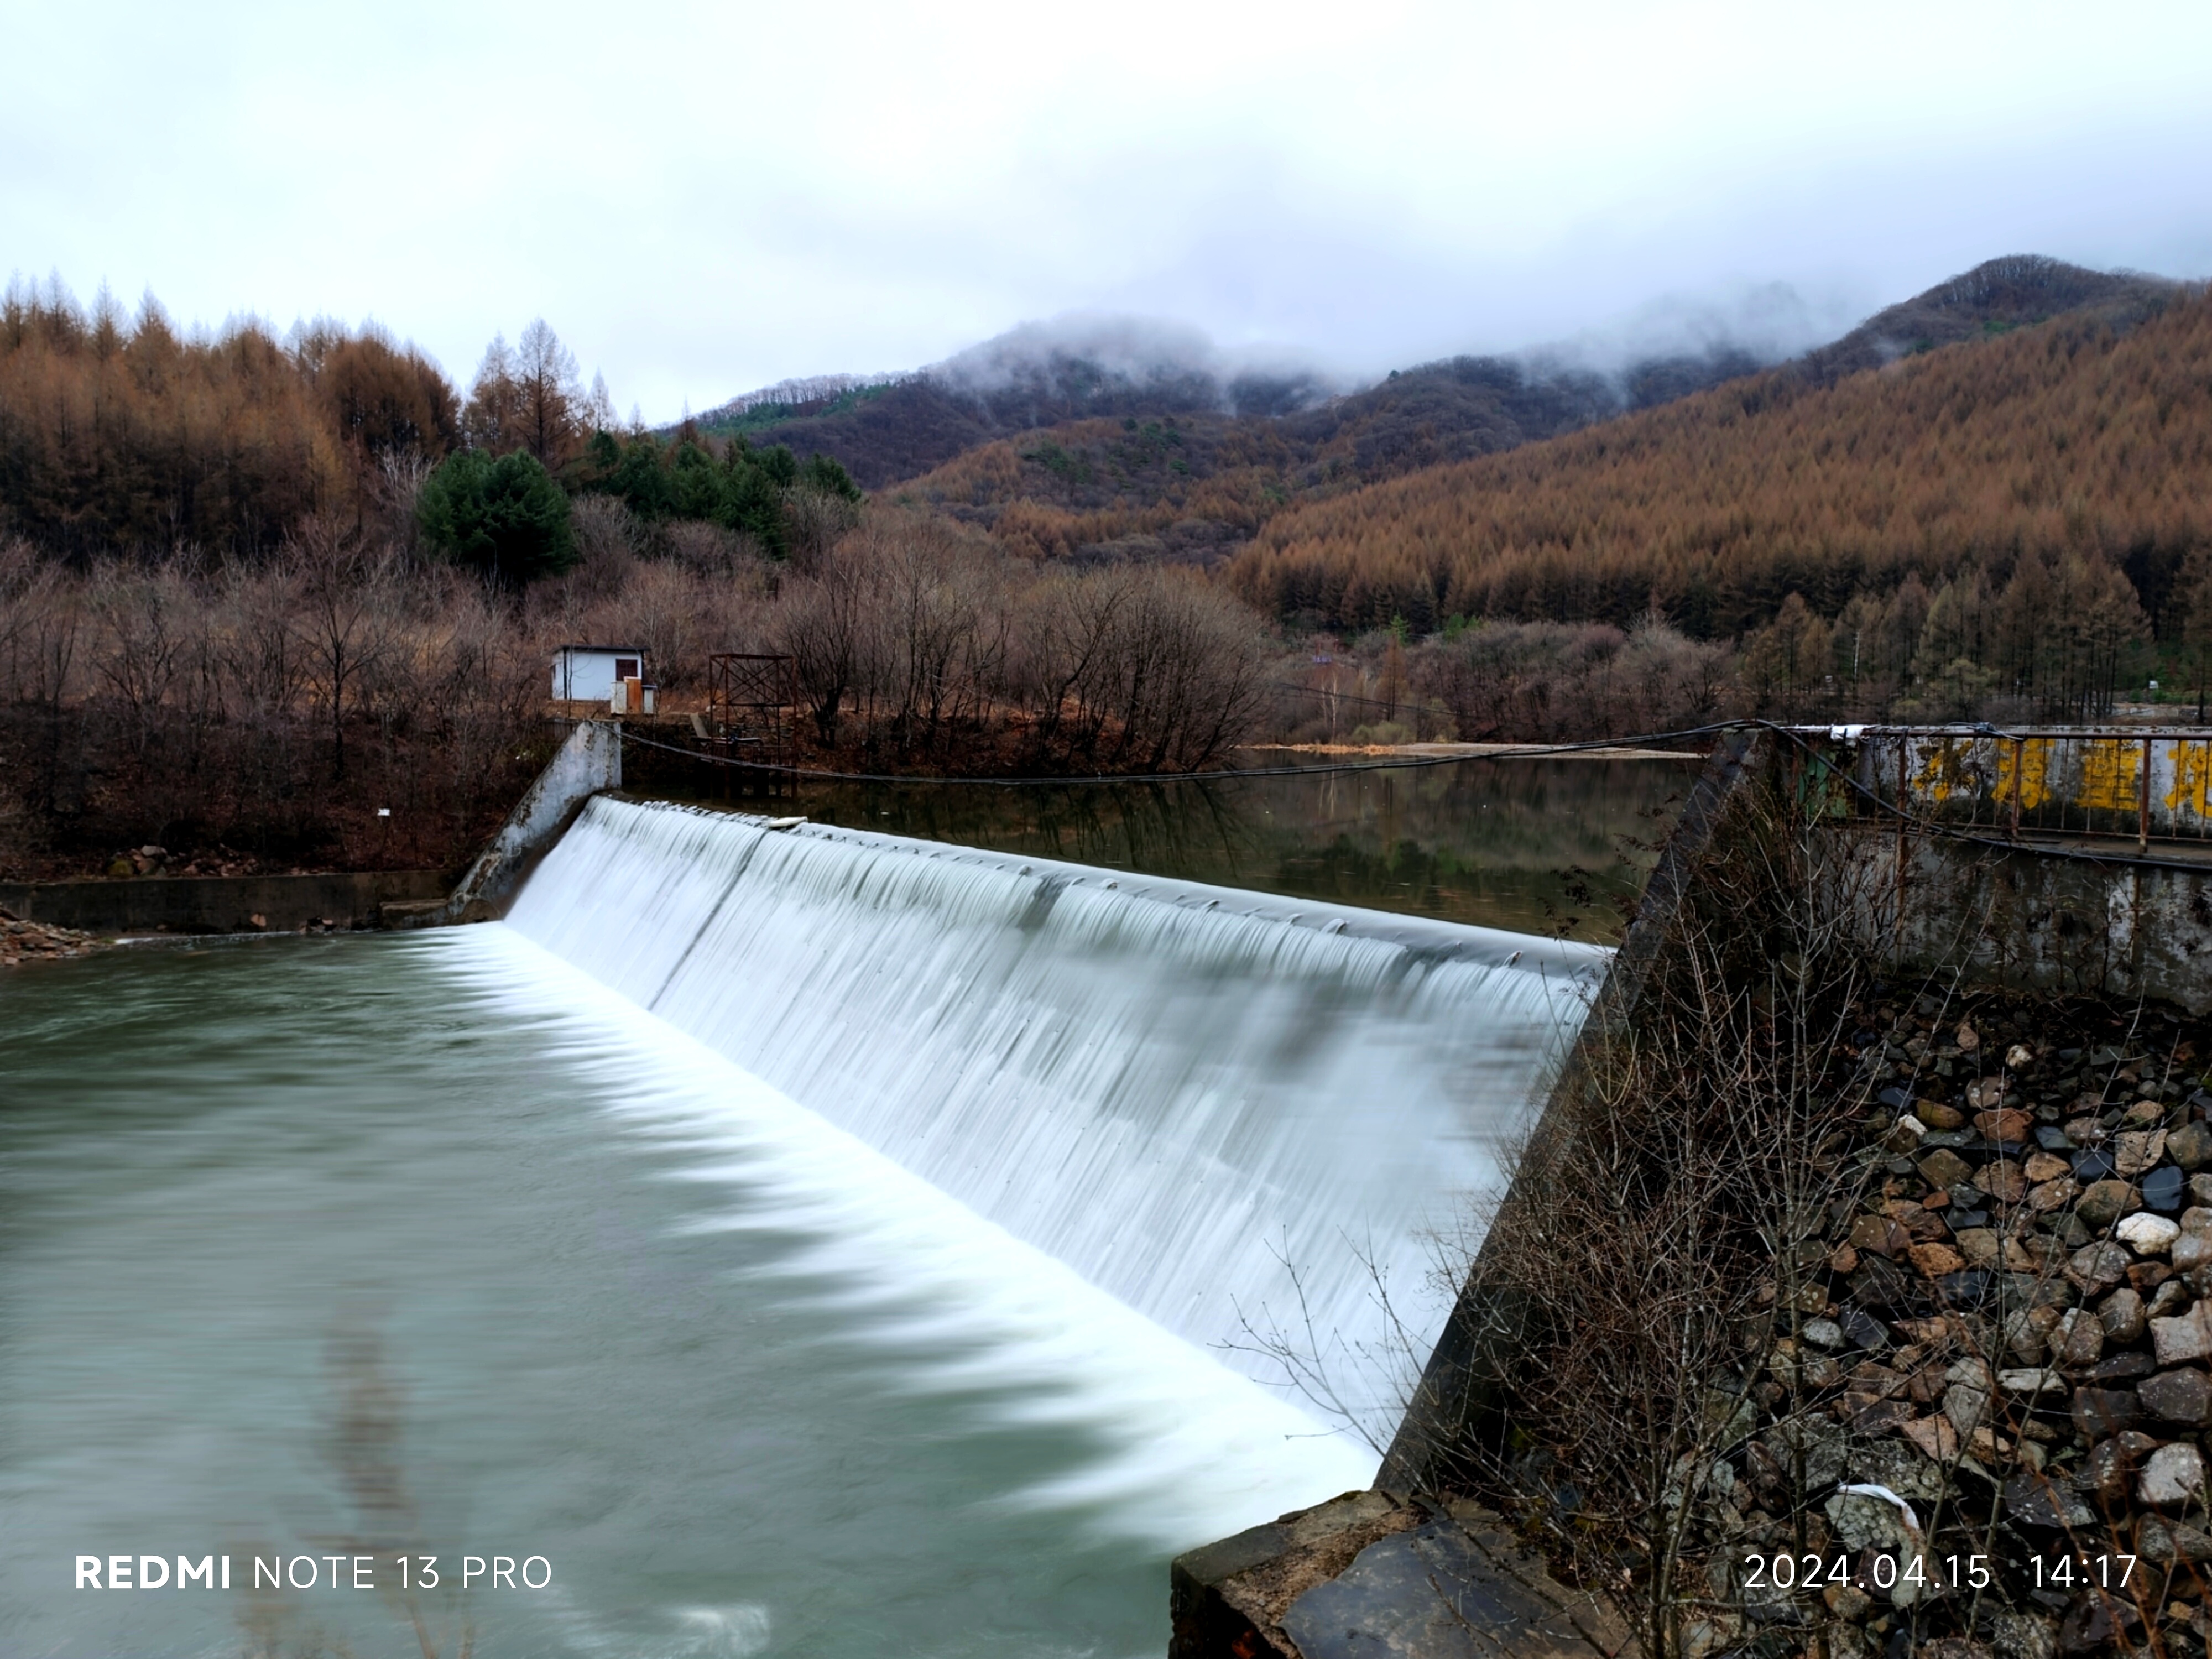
[1741,1551,2137,1596]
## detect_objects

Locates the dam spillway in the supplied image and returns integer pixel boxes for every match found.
[504,796,1606,1415]
[3,789,1620,1655]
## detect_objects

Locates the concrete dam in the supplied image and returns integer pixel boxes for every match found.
[505,795,1604,1447]
[1,741,1631,1657]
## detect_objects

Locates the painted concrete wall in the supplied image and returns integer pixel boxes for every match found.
[1844,726,2212,844]
[1803,728,2212,1012]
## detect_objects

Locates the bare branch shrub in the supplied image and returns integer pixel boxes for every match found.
[1237,753,1901,1659]
[1443,800,1880,1659]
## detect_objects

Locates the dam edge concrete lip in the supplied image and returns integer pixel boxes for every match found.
[585,795,1611,978]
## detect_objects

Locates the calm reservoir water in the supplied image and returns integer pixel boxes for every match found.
[1,757,1685,1657]
[705,753,1696,944]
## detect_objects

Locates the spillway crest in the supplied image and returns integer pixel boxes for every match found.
[506,797,1604,1403]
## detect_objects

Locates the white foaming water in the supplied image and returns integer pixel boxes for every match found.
[502,798,1604,1430]
[435,924,1377,1545]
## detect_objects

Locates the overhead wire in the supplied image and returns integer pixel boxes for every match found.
[606,714,2212,877]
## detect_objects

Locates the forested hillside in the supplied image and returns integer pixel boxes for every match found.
[702,317,1777,497]
[1229,290,2212,719]
[6,252,2206,819]
[867,259,2180,576]
[0,280,858,573]
[0,284,437,557]
[886,356,1685,565]
[1795,254,2174,383]
[691,322,1334,489]
[1232,291,2211,633]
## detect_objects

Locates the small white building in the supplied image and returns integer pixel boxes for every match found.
[552,645,646,703]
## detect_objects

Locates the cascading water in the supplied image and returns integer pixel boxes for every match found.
[4,782,1653,1656]
[505,796,1605,1431]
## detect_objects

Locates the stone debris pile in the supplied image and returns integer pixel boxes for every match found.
[1704,993,2212,1659]
[0,907,101,966]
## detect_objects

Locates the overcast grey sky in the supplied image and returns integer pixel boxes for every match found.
[4,0,2208,420]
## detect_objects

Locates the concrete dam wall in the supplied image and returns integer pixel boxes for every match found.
[500,794,1605,1426]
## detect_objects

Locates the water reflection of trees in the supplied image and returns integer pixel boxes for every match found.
[788,759,1693,938]
[237,1321,477,1659]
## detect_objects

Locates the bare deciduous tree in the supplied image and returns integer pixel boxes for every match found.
[289,517,397,782]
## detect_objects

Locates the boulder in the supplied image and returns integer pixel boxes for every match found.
[1900,1415,1959,1462]
[2140,1442,2206,1507]
[2006,1305,2064,1363]
[2065,1241,2133,1295]
[2115,1128,2169,1177]
[2078,1179,2142,1231]
[1850,1213,1910,1258]
[2117,1212,2181,1254]
[1987,1610,2058,1659]
[2152,1301,2212,1365]
[1823,1490,1914,1552]
[1970,1229,2039,1271]
[2143,1165,2185,1212]
[2099,1287,2147,1343]
[1975,1161,2030,1203]
[2138,1367,2212,1426]
[2027,1177,2080,1213]
[2089,1350,2156,1381]
[2137,1514,2212,1563]
[2071,1387,2142,1439]
[2004,1471,2095,1528]
[1918,1148,1973,1190]
[1824,1582,1874,1621]
[1909,1241,1965,1278]
[2049,1310,2105,1373]
[2168,1119,2212,1171]
[2084,1435,2146,1503]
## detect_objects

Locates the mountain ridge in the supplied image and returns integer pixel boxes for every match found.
[1225,281,2212,641]
[699,257,2177,517]
[868,257,2191,575]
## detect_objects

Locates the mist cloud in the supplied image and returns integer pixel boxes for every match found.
[3,0,2207,419]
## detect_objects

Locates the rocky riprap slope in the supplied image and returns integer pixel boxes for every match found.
[0,906,99,965]
[1707,993,2212,1659]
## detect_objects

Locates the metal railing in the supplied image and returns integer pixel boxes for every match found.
[1798,725,2212,853]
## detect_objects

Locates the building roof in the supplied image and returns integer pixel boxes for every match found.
[554,644,648,655]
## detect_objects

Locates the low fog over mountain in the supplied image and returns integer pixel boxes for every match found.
[687,257,2185,491]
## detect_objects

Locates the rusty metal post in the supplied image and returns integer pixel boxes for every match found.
[2010,737,2024,841]
[1895,735,1910,961]
[2141,736,2153,852]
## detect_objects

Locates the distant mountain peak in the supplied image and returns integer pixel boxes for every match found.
[920,313,1339,420]
[1799,254,2179,380]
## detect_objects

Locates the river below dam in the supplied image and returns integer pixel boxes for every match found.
[1,757,1683,1658]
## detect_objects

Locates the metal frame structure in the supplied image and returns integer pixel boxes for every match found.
[705,653,799,790]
